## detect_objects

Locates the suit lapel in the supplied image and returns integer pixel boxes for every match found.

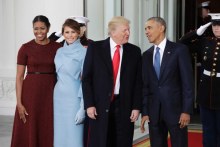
[160,40,172,79]
[100,38,113,75]
[147,46,158,77]
[120,43,129,77]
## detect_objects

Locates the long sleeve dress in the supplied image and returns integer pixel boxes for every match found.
[53,39,86,147]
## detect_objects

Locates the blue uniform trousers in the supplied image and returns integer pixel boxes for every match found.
[200,105,220,147]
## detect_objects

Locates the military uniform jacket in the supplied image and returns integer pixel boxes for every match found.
[180,31,220,109]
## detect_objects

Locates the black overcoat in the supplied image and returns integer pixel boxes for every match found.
[82,37,142,147]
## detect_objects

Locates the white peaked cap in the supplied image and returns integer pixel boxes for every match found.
[208,13,220,20]
[201,1,210,7]
[68,16,90,24]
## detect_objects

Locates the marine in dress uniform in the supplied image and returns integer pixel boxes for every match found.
[180,13,220,147]
[194,1,213,101]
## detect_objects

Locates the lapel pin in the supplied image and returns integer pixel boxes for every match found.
[167,51,171,54]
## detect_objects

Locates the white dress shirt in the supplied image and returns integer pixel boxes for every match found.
[153,37,167,65]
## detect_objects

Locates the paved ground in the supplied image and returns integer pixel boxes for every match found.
[0,112,201,147]
[0,115,148,147]
[0,115,13,147]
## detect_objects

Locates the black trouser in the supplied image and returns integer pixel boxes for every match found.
[149,103,188,147]
[106,95,122,147]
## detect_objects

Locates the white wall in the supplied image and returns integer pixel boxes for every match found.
[0,0,84,115]
[0,0,16,77]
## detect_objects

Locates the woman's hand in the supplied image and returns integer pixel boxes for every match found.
[17,104,28,123]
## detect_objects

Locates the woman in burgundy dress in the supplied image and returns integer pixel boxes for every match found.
[11,15,61,147]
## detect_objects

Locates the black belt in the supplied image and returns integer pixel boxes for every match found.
[27,72,55,74]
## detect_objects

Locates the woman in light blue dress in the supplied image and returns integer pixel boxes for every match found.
[54,19,86,147]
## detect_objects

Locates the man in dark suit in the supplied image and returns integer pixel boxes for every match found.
[82,16,142,147]
[141,17,194,147]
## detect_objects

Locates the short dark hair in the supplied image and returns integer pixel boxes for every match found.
[147,17,167,33]
[32,15,50,28]
[62,19,80,34]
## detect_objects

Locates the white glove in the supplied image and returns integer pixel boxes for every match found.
[74,98,85,125]
[75,108,85,125]
[55,31,62,37]
[196,22,212,36]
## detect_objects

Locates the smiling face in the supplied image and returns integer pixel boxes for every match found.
[33,21,49,43]
[63,26,79,44]
[144,19,165,45]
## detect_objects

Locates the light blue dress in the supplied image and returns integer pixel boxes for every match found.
[54,39,86,147]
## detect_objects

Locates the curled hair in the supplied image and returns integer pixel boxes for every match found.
[108,16,130,35]
[147,17,166,33]
[62,19,80,35]
[32,15,50,28]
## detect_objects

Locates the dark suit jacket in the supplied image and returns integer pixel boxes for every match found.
[82,37,142,147]
[142,40,194,125]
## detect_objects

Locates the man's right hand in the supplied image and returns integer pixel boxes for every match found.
[140,115,150,133]
[87,107,98,119]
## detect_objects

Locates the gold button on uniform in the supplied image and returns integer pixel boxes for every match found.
[211,72,216,76]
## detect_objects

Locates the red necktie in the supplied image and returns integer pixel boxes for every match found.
[112,45,120,101]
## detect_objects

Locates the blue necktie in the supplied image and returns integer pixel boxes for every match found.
[154,47,160,78]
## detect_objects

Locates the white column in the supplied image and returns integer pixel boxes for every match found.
[140,0,158,52]
[0,0,16,115]
[86,0,104,40]
[167,0,176,41]
[0,0,16,77]
[123,0,139,46]
[160,0,165,18]
[103,0,115,38]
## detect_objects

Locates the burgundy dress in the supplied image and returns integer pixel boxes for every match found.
[11,40,61,147]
